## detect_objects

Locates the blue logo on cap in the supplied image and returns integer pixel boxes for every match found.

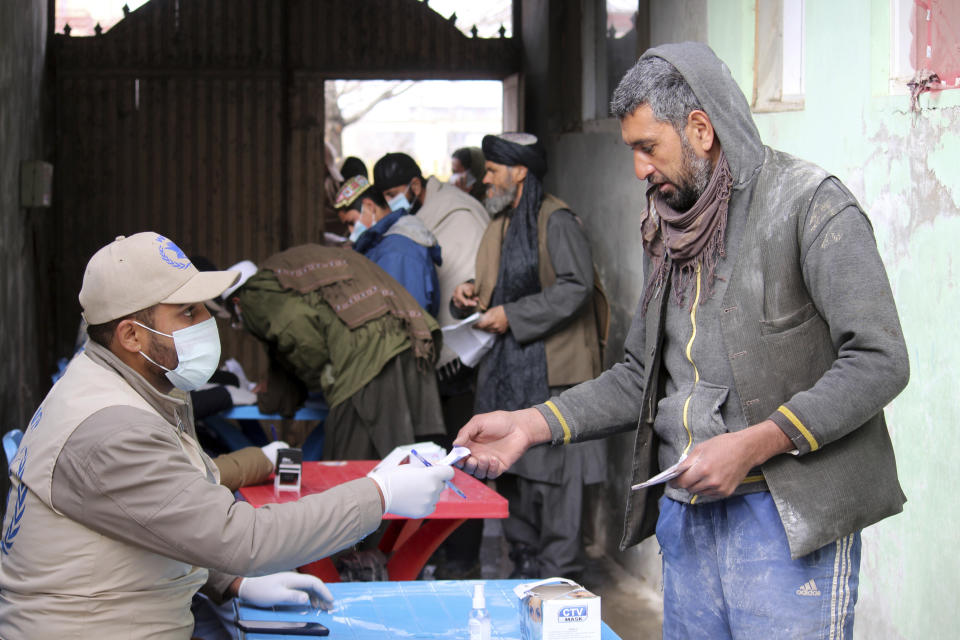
[155,235,192,270]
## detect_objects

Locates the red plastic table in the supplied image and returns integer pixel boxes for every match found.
[238,460,508,582]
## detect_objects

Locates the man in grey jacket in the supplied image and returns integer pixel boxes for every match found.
[0,232,453,639]
[454,43,908,639]
[452,133,605,582]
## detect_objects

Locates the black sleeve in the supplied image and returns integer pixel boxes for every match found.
[190,386,233,420]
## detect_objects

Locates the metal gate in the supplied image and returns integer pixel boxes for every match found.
[53,0,519,372]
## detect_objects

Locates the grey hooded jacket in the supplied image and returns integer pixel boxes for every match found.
[536,42,908,558]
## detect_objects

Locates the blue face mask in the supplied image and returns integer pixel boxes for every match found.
[387,183,413,212]
[387,193,410,212]
[135,317,222,391]
[349,220,368,243]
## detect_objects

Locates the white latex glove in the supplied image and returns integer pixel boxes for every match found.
[225,384,257,405]
[223,358,254,391]
[367,464,454,518]
[238,571,334,610]
[260,440,290,470]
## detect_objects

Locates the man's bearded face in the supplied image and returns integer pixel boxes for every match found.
[659,132,713,212]
[482,161,520,215]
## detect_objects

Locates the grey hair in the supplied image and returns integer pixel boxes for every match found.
[609,56,703,133]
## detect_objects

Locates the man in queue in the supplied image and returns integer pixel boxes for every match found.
[0,232,453,639]
[455,43,909,638]
[452,133,606,581]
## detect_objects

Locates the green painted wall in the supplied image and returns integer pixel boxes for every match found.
[546,0,957,636]
[713,1,960,637]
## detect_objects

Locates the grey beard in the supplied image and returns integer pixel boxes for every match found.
[484,183,518,215]
[666,135,714,212]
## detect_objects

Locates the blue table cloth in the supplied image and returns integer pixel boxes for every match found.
[220,405,328,421]
[236,579,622,639]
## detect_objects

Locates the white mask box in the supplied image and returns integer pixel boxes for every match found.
[514,578,601,640]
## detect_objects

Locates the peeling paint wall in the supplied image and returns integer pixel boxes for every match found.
[540,0,957,635]
[0,1,51,434]
[711,1,960,636]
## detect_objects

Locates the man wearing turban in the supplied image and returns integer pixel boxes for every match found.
[452,132,607,580]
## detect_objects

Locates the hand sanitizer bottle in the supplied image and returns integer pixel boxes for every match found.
[468,583,491,640]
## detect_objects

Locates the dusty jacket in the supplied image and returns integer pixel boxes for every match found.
[536,42,908,558]
[0,341,382,639]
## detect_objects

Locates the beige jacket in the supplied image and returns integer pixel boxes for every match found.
[419,176,489,327]
[0,342,382,640]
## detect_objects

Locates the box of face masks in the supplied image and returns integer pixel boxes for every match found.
[514,578,601,640]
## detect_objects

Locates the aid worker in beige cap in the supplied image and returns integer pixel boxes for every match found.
[0,232,454,639]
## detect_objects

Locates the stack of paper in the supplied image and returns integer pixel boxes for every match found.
[440,312,496,367]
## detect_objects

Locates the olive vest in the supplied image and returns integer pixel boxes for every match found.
[475,194,609,387]
[0,352,216,639]
[623,148,905,558]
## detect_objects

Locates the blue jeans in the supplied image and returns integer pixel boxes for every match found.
[657,493,860,640]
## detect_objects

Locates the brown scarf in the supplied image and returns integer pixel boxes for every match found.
[641,151,733,313]
[262,244,438,368]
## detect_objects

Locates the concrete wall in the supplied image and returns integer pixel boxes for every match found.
[0,0,51,438]
[538,0,958,635]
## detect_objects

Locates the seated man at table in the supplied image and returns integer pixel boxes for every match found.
[0,232,453,639]
[222,244,446,460]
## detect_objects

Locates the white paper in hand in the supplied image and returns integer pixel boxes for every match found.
[631,453,688,491]
[440,313,496,367]
[438,446,470,466]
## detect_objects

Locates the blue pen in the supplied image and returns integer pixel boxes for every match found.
[410,449,467,499]
[270,424,279,442]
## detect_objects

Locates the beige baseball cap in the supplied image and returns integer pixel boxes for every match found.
[79,232,241,324]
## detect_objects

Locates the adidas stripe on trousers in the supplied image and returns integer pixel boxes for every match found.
[657,492,861,640]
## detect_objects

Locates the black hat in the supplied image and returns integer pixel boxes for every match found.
[373,152,423,191]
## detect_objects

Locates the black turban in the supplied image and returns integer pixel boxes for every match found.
[481,133,547,180]
[372,152,422,191]
[473,132,550,416]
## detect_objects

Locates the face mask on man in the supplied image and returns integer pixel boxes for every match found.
[349,219,368,243]
[135,316,222,391]
[387,181,415,212]
[451,172,476,189]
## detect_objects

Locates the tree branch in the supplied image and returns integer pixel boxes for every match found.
[341,81,416,126]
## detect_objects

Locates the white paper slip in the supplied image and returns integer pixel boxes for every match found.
[440,312,496,367]
[438,446,470,466]
[631,454,688,491]
[446,311,482,327]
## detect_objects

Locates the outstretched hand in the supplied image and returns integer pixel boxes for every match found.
[453,408,551,480]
